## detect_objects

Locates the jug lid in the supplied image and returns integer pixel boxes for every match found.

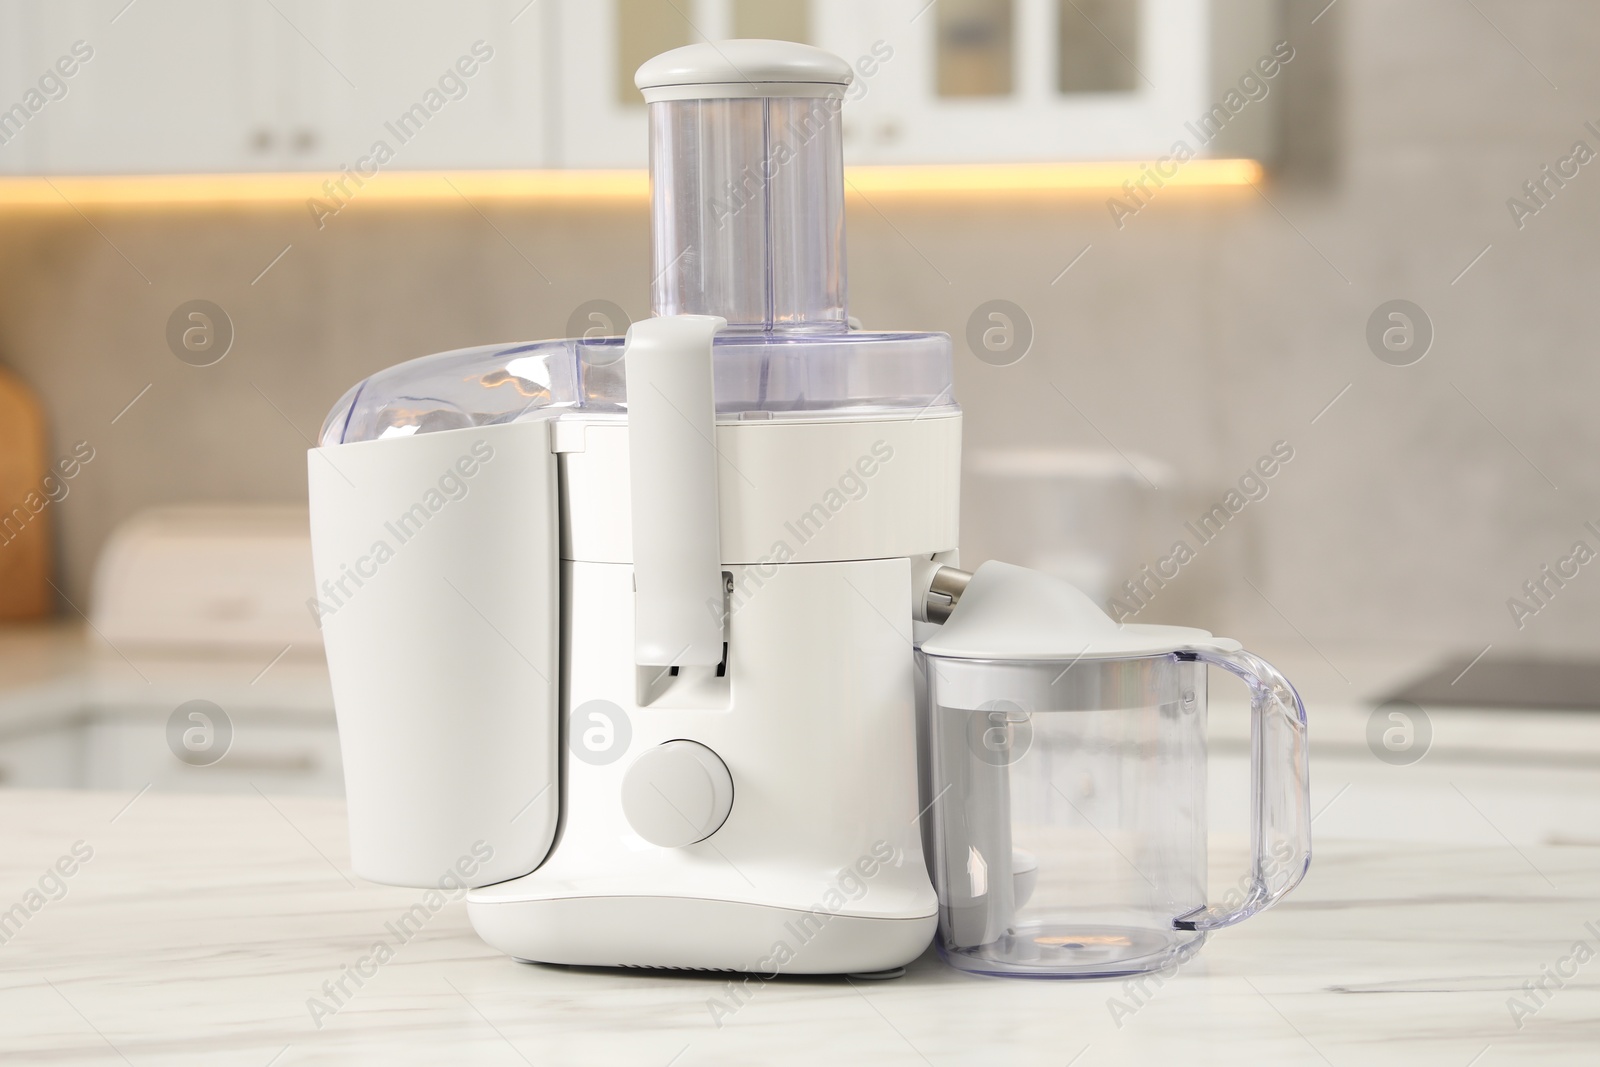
[920,561,1240,662]
[635,40,853,101]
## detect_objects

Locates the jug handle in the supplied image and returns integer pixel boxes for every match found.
[1173,647,1312,932]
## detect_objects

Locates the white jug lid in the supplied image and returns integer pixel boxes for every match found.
[919,561,1240,662]
[635,40,853,102]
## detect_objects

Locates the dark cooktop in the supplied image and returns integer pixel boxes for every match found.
[1384,653,1600,711]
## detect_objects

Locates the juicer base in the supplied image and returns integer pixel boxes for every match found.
[468,894,936,974]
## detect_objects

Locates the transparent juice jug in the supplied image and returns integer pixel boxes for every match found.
[917,562,1311,978]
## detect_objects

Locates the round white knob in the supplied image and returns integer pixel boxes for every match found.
[620,740,734,848]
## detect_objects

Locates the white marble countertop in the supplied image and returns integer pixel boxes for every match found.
[2,789,1597,1065]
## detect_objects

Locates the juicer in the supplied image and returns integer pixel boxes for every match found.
[310,40,955,974]
[307,40,1312,980]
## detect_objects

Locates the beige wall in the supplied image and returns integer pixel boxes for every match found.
[2,1,1597,661]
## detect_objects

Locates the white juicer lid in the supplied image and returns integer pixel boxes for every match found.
[635,39,853,102]
[919,561,1240,662]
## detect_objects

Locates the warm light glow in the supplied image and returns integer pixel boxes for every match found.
[0,160,1262,210]
[0,170,649,208]
[847,159,1263,195]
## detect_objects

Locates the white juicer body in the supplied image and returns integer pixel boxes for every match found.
[468,414,958,972]
[308,39,962,975]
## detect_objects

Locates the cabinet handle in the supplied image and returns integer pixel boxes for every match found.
[292,128,318,155]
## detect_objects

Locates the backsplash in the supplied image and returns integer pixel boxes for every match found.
[2,0,1598,663]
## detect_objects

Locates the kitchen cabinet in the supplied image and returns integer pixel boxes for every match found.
[1,1,279,174]
[0,718,81,787]
[555,0,1283,167]
[0,694,343,796]
[0,627,343,798]
[840,0,1214,164]
[0,6,21,173]
[294,0,549,172]
[0,0,1276,175]
[84,708,345,796]
[0,0,547,174]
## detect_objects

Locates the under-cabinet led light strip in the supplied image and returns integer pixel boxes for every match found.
[0,160,1262,209]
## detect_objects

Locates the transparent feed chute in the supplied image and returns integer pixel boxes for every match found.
[320,41,954,447]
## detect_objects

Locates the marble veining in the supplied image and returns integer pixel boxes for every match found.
[1,789,1598,1065]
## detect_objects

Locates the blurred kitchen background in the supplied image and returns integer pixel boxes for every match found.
[1,0,1596,846]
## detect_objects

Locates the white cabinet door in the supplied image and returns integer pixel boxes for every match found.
[0,4,28,173]
[555,0,695,168]
[557,0,1263,169]
[1,0,1263,175]
[14,0,271,174]
[1,0,548,175]
[809,1,904,168]
[838,0,1212,164]
[286,0,548,172]
[0,2,121,174]
[555,0,841,169]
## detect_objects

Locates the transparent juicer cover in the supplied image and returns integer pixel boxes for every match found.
[320,41,954,447]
